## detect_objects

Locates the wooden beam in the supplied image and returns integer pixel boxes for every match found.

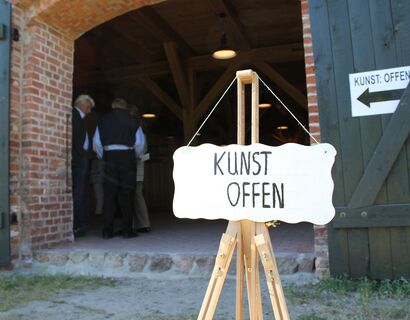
[89,28,137,65]
[183,69,197,142]
[130,7,195,56]
[254,61,307,110]
[75,61,171,86]
[110,19,155,57]
[208,0,250,49]
[348,83,410,209]
[75,43,304,85]
[163,41,190,108]
[188,43,304,71]
[138,77,182,120]
[195,63,241,122]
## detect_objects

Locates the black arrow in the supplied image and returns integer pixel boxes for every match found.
[358,88,405,107]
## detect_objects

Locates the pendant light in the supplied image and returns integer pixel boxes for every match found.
[212,13,237,60]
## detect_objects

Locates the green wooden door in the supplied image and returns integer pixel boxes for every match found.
[0,0,11,266]
[309,0,410,279]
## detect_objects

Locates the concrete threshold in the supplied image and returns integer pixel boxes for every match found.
[30,219,315,278]
[31,249,315,279]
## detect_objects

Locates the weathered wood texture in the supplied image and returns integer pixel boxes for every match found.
[310,0,410,279]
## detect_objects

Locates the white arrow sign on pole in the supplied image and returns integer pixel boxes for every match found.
[349,65,410,117]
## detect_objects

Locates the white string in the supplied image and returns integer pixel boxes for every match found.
[186,72,320,146]
[258,75,320,145]
[186,76,237,146]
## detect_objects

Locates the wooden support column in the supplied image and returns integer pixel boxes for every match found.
[164,41,197,143]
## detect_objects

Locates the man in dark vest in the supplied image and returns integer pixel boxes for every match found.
[93,98,143,239]
[72,94,95,238]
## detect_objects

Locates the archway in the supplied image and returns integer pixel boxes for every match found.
[71,0,313,254]
[9,0,320,273]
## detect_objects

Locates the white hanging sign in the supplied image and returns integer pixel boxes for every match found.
[173,143,337,225]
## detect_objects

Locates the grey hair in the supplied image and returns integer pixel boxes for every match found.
[112,98,127,109]
[74,94,95,108]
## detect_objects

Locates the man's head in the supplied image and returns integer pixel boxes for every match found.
[112,98,127,109]
[128,104,140,118]
[74,94,95,114]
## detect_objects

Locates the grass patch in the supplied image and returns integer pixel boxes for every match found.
[0,274,116,312]
[315,276,410,298]
[285,276,410,320]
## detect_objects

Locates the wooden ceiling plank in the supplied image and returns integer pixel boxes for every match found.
[187,43,304,70]
[130,7,195,56]
[138,77,182,120]
[208,0,250,49]
[75,61,171,86]
[195,62,242,122]
[163,41,190,108]
[109,21,154,57]
[254,61,307,110]
[76,43,304,85]
[90,28,137,65]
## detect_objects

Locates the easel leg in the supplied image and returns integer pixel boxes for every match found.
[241,220,264,320]
[254,226,290,320]
[236,224,244,320]
[198,221,239,320]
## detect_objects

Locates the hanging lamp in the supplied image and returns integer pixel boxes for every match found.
[212,13,237,60]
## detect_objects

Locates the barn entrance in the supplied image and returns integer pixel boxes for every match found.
[70,0,313,256]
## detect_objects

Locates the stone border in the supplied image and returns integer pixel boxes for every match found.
[31,249,315,278]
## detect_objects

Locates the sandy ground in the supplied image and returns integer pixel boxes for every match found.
[0,274,309,320]
[1,273,409,320]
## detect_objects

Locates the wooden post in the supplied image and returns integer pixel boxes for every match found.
[198,69,290,320]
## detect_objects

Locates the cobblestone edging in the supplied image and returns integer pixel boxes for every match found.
[31,249,315,278]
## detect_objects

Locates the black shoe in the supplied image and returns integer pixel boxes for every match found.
[102,230,114,239]
[113,230,123,236]
[122,230,139,239]
[137,227,152,233]
[74,228,87,238]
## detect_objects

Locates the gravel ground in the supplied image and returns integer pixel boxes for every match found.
[0,273,409,320]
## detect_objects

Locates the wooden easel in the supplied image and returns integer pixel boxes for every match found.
[198,70,290,320]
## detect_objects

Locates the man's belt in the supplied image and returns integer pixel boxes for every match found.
[103,145,133,151]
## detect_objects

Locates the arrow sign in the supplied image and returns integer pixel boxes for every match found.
[349,66,410,117]
[358,88,405,108]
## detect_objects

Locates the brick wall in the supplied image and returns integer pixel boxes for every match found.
[12,0,162,39]
[10,5,74,266]
[8,0,161,267]
[301,0,329,276]
[9,4,23,263]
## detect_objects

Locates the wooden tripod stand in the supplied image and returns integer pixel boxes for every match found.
[198,70,290,320]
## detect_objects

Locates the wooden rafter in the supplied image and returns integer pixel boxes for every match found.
[195,62,242,122]
[208,0,250,49]
[188,43,303,70]
[129,7,195,56]
[163,41,190,108]
[89,28,137,65]
[138,77,182,120]
[76,61,171,85]
[254,61,307,110]
[110,19,155,57]
[76,43,304,85]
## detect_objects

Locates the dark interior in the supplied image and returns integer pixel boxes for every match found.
[72,0,309,224]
